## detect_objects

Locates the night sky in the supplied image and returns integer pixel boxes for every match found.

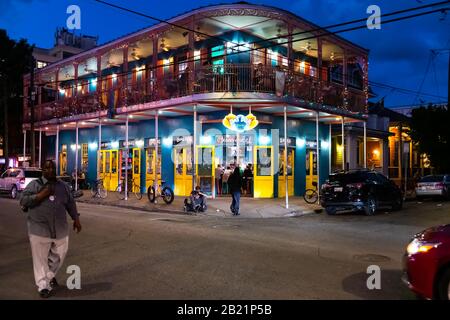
[1,0,449,108]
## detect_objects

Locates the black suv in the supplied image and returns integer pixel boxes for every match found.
[320,170,403,215]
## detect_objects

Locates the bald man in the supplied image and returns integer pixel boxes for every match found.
[20,160,82,298]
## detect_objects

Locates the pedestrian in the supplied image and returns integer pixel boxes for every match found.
[243,164,253,196]
[20,160,82,298]
[215,164,224,196]
[222,166,232,194]
[228,166,243,215]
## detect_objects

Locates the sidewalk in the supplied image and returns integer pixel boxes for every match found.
[76,191,322,218]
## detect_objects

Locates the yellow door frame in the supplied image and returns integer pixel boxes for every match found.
[278,148,294,197]
[253,145,274,198]
[145,147,161,191]
[305,149,318,190]
[174,147,193,196]
[132,148,141,193]
[196,145,215,196]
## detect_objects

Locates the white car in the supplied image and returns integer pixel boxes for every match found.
[415,174,450,199]
[0,168,42,199]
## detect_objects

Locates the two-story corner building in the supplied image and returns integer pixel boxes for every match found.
[22,2,370,199]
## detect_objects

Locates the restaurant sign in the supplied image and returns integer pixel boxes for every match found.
[222,112,258,132]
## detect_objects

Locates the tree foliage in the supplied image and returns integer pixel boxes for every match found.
[0,29,33,155]
[410,104,450,173]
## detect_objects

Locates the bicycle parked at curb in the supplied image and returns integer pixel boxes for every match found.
[147,180,174,204]
[303,181,319,204]
[90,178,107,199]
[116,177,143,200]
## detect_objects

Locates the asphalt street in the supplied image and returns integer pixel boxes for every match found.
[0,196,449,299]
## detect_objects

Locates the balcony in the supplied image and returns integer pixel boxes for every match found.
[25,63,366,124]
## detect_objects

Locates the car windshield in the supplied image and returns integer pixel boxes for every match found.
[329,172,368,184]
[24,170,42,178]
[419,175,444,183]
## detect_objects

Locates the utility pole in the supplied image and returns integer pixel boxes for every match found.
[29,55,36,167]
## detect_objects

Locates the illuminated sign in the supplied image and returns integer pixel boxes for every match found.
[222,112,258,132]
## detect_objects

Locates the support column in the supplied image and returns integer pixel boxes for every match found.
[287,24,293,72]
[73,62,79,97]
[398,124,403,181]
[75,121,79,191]
[188,16,195,94]
[38,128,42,168]
[363,121,367,169]
[154,111,159,194]
[122,45,129,106]
[329,123,332,174]
[96,55,102,95]
[341,117,345,170]
[342,50,348,109]
[284,106,288,209]
[23,130,27,163]
[97,118,102,179]
[193,105,197,191]
[316,112,320,203]
[55,125,59,175]
[125,116,129,200]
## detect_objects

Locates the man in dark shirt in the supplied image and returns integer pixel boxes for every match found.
[20,160,82,298]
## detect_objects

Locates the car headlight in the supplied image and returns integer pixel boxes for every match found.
[406,239,440,255]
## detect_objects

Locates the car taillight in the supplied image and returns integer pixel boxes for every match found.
[434,182,444,189]
[347,182,364,189]
[20,177,25,184]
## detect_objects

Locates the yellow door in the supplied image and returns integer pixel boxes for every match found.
[278,148,294,197]
[132,148,141,193]
[100,150,119,191]
[145,147,161,191]
[174,147,193,196]
[305,150,318,190]
[59,145,67,175]
[254,146,274,198]
[196,146,215,196]
[103,150,111,190]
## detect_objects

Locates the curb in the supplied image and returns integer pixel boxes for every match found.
[76,199,186,215]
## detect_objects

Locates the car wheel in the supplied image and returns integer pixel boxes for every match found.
[436,267,450,300]
[364,196,377,216]
[392,196,403,211]
[325,206,337,215]
[10,186,18,199]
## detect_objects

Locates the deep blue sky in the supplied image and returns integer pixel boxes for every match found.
[1,0,449,108]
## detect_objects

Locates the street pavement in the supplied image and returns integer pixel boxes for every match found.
[0,195,449,300]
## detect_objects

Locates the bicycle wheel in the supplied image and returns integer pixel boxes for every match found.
[90,185,97,197]
[162,186,174,204]
[98,183,107,199]
[304,189,318,204]
[116,184,127,200]
[134,184,143,200]
[147,186,156,203]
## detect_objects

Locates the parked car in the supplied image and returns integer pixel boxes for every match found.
[0,167,42,199]
[320,170,403,215]
[415,174,450,200]
[403,224,450,300]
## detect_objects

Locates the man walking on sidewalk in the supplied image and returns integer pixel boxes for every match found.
[20,160,82,298]
[228,166,243,215]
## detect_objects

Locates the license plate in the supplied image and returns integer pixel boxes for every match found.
[334,187,343,192]
[421,186,427,190]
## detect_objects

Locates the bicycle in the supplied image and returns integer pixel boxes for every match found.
[147,180,174,204]
[303,181,319,204]
[116,177,143,200]
[91,179,107,199]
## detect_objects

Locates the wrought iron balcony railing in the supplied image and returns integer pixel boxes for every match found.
[24,63,366,123]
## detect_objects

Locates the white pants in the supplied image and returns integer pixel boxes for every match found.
[29,234,69,291]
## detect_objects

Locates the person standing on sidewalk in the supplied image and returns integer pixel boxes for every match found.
[228,166,243,215]
[20,160,82,298]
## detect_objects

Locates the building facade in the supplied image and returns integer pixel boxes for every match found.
[23,3,369,198]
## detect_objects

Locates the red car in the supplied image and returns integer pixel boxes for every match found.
[403,224,450,300]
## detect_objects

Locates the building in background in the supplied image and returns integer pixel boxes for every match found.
[33,27,98,69]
